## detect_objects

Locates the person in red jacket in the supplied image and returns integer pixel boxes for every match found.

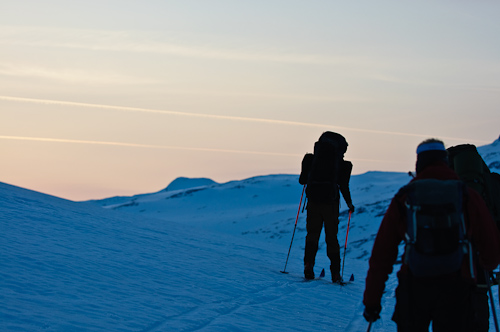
[363,139,500,332]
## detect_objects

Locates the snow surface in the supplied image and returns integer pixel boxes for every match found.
[1,138,499,332]
[478,138,500,172]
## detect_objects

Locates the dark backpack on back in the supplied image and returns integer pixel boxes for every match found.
[300,132,348,203]
[401,179,470,278]
[448,144,500,230]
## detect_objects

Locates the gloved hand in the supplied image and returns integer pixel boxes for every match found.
[348,203,355,213]
[363,305,381,322]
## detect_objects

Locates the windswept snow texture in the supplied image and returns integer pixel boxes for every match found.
[1,138,499,331]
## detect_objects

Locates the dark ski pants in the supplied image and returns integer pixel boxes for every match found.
[392,274,475,332]
[303,200,340,274]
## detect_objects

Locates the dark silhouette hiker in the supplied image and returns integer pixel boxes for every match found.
[299,131,355,282]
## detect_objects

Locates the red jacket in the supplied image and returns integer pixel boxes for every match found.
[363,161,500,309]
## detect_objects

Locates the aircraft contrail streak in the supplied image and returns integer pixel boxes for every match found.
[0,135,301,157]
[0,135,418,165]
[0,95,490,144]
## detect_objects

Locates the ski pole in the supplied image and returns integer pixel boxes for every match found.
[486,270,499,332]
[341,210,352,281]
[280,185,306,274]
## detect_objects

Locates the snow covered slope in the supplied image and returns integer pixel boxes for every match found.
[0,179,380,332]
[91,172,410,249]
[478,135,500,172]
[1,137,499,331]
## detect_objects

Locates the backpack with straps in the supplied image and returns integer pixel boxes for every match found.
[300,132,348,203]
[448,144,500,230]
[401,179,471,278]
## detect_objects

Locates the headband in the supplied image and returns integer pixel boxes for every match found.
[416,142,446,154]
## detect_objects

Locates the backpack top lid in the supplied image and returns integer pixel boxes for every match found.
[318,131,348,154]
[447,144,485,178]
[447,143,500,229]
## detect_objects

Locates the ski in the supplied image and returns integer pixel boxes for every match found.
[301,269,355,285]
[302,268,325,282]
[335,273,355,286]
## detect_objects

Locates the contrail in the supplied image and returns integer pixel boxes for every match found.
[0,135,403,164]
[0,95,490,144]
[0,135,301,157]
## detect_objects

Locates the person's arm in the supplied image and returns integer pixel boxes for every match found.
[338,160,354,211]
[363,196,405,311]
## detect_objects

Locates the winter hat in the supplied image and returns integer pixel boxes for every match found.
[416,139,448,173]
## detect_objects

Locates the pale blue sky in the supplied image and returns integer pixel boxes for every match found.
[1,1,499,200]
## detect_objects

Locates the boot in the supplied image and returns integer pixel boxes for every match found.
[304,263,315,280]
[330,265,342,283]
[331,272,342,283]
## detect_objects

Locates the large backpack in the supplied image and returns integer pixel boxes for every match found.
[401,179,471,278]
[448,144,500,230]
[300,132,348,203]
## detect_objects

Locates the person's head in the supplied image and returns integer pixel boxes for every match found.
[415,138,448,173]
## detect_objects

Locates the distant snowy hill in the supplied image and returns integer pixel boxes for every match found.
[477,135,500,172]
[1,137,499,332]
[88,177,218,208]
[89,172,411,252]
[164,177,218,191]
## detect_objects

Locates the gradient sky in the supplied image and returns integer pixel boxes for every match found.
[1,1,499,201]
